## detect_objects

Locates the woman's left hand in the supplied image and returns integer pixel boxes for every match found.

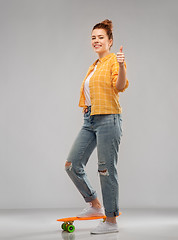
[116,45,125,67]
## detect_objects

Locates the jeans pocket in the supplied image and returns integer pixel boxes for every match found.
[119,117,123,136]
[114,114,123,137]
[84,111,90,118]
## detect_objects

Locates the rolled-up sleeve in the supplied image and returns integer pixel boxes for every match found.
[111,58,129,93]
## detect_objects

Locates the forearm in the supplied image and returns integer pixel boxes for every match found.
[116,64,127,91]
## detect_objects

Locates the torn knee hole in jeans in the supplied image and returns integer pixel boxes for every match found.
[98,169,109,176]
[65,161,72,171]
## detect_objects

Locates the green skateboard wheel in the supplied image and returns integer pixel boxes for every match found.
[61,223,67,231]
[67,224,75,233]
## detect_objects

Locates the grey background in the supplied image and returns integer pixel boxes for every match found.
[0,0,177,209]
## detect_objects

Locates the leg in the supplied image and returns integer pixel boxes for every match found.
[96,114,122,222]
[65,160,101,207]
[90,198,102,208]
[65,126,97,203]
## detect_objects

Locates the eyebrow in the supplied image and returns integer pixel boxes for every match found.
[91,35,104,37]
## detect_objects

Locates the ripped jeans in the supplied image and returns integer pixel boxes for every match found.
[65,106,123,217]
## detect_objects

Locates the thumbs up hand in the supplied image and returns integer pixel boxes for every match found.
[116,45,125,67]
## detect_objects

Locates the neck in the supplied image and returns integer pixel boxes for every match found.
[98,51,111,59]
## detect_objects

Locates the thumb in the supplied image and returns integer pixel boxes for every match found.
[120,45,123,53]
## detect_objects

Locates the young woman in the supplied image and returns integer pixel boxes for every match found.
[65,19,129,234]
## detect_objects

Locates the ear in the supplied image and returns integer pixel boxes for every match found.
[109,39,113,47]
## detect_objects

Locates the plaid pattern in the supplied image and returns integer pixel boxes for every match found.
[79,53,129,115]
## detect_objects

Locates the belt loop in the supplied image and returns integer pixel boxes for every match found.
[85,106,91,114]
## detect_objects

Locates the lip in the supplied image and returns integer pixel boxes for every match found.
[94,45,101,48]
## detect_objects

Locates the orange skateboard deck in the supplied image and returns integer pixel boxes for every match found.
[57,212,122,233]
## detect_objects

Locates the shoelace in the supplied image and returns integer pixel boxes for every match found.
[82,203,93,212]
[80,206,91,214]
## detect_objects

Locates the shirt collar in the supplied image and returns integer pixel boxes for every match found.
[93,52,114,66]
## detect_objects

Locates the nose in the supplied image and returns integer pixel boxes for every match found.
[93,37,98,42]
[94,40,99,43]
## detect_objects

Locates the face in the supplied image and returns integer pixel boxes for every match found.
[91,28,113,55]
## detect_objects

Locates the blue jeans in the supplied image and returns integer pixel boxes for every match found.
[65,106,123,217]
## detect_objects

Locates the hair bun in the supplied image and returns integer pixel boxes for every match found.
[101,19,113,31]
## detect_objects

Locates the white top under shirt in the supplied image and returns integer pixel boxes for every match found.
[84,63,97,106]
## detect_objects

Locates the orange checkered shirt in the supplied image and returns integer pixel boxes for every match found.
[79,52,129,115]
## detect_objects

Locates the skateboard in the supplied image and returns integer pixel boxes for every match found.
[57,212,122,233]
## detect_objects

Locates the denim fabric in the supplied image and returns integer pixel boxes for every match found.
[65,106,123,217]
